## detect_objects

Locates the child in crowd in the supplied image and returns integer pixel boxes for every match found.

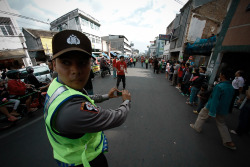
[193,83,212,114]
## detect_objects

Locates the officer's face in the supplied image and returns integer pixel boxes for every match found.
[53,53,91,90]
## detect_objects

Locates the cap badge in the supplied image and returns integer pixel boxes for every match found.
[67,34,80,45]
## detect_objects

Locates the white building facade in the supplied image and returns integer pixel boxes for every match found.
[101,35,132,55]
[0,0,32,68]
[50,9,102,51]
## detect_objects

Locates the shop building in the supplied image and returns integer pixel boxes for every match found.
[22,28,57,65]
[207,0,250,85]
[0,0,32,69]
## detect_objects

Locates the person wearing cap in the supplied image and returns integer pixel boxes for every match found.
[44,30,131,167]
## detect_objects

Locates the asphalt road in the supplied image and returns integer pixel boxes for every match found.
[0,63,250,167]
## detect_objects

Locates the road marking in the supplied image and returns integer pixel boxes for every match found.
[0,115,44,140]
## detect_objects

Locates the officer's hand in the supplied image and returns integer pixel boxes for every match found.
[122,90,131,101]
[108,87,119,98]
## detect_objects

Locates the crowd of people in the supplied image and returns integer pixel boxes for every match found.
[161,59,249,150]
[0,27,249,166]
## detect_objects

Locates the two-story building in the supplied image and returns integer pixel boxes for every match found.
[207,0,250,85]
[0,0,32,69]
[50,8,102,52]
[101,35,132,55]
[169,0,229,64]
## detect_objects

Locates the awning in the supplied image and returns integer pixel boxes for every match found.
[110,51,117,57]
[118,55,129,58]
[0,49,26,60]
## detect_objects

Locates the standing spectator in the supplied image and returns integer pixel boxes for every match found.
[165,62,170,79]
[186,67,207,105]
[129,57,133,67]
[176,63,185,89]
[153,58,159,74]
[116,56,127,90]
[133,57,136,67]
[172,61,180,86]
[190,67,236,150]
[158,59,162,73]
[230,86,250,136]
[112,56,117,79]
[193,83,212,114]
[181,67,193,96]
[141,56,144,67]
[230,70,244,112]
[149,58,153,68]
[169,62,174,81]
[145,58,149,69]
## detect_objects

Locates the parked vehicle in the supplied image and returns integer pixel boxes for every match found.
[6,65,52,83]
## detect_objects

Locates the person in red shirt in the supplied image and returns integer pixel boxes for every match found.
[7,71,37,113]
[112,56,117,79]
[177,63,185,89]
[116,56,127,89]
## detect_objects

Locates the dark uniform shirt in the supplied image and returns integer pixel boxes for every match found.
[53,78,130,138]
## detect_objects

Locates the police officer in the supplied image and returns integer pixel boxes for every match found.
[44,30,131,167]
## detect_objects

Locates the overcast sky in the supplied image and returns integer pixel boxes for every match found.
[7,0,188,53]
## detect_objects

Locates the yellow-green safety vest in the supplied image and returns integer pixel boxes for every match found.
[44,78,107,167]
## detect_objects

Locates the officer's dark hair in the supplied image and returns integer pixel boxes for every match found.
[220,67,234,81]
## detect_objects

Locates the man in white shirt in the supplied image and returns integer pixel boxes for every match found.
[230,70,244,112]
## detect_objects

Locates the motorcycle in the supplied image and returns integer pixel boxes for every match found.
[0,87,46,131]
[101,66,111,78]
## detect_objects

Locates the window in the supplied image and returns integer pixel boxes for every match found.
[0,25,14,35]
[96,38,100,44]
[92,38,95,43]
[0,17,15,36]
[81,18,89,27]
[0,26,8,35]
[90,22,94,29]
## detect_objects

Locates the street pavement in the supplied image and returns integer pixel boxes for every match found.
[0,62,250,167]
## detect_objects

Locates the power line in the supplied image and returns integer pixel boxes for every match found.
[16,20,49,30]
[0,10,50,25]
